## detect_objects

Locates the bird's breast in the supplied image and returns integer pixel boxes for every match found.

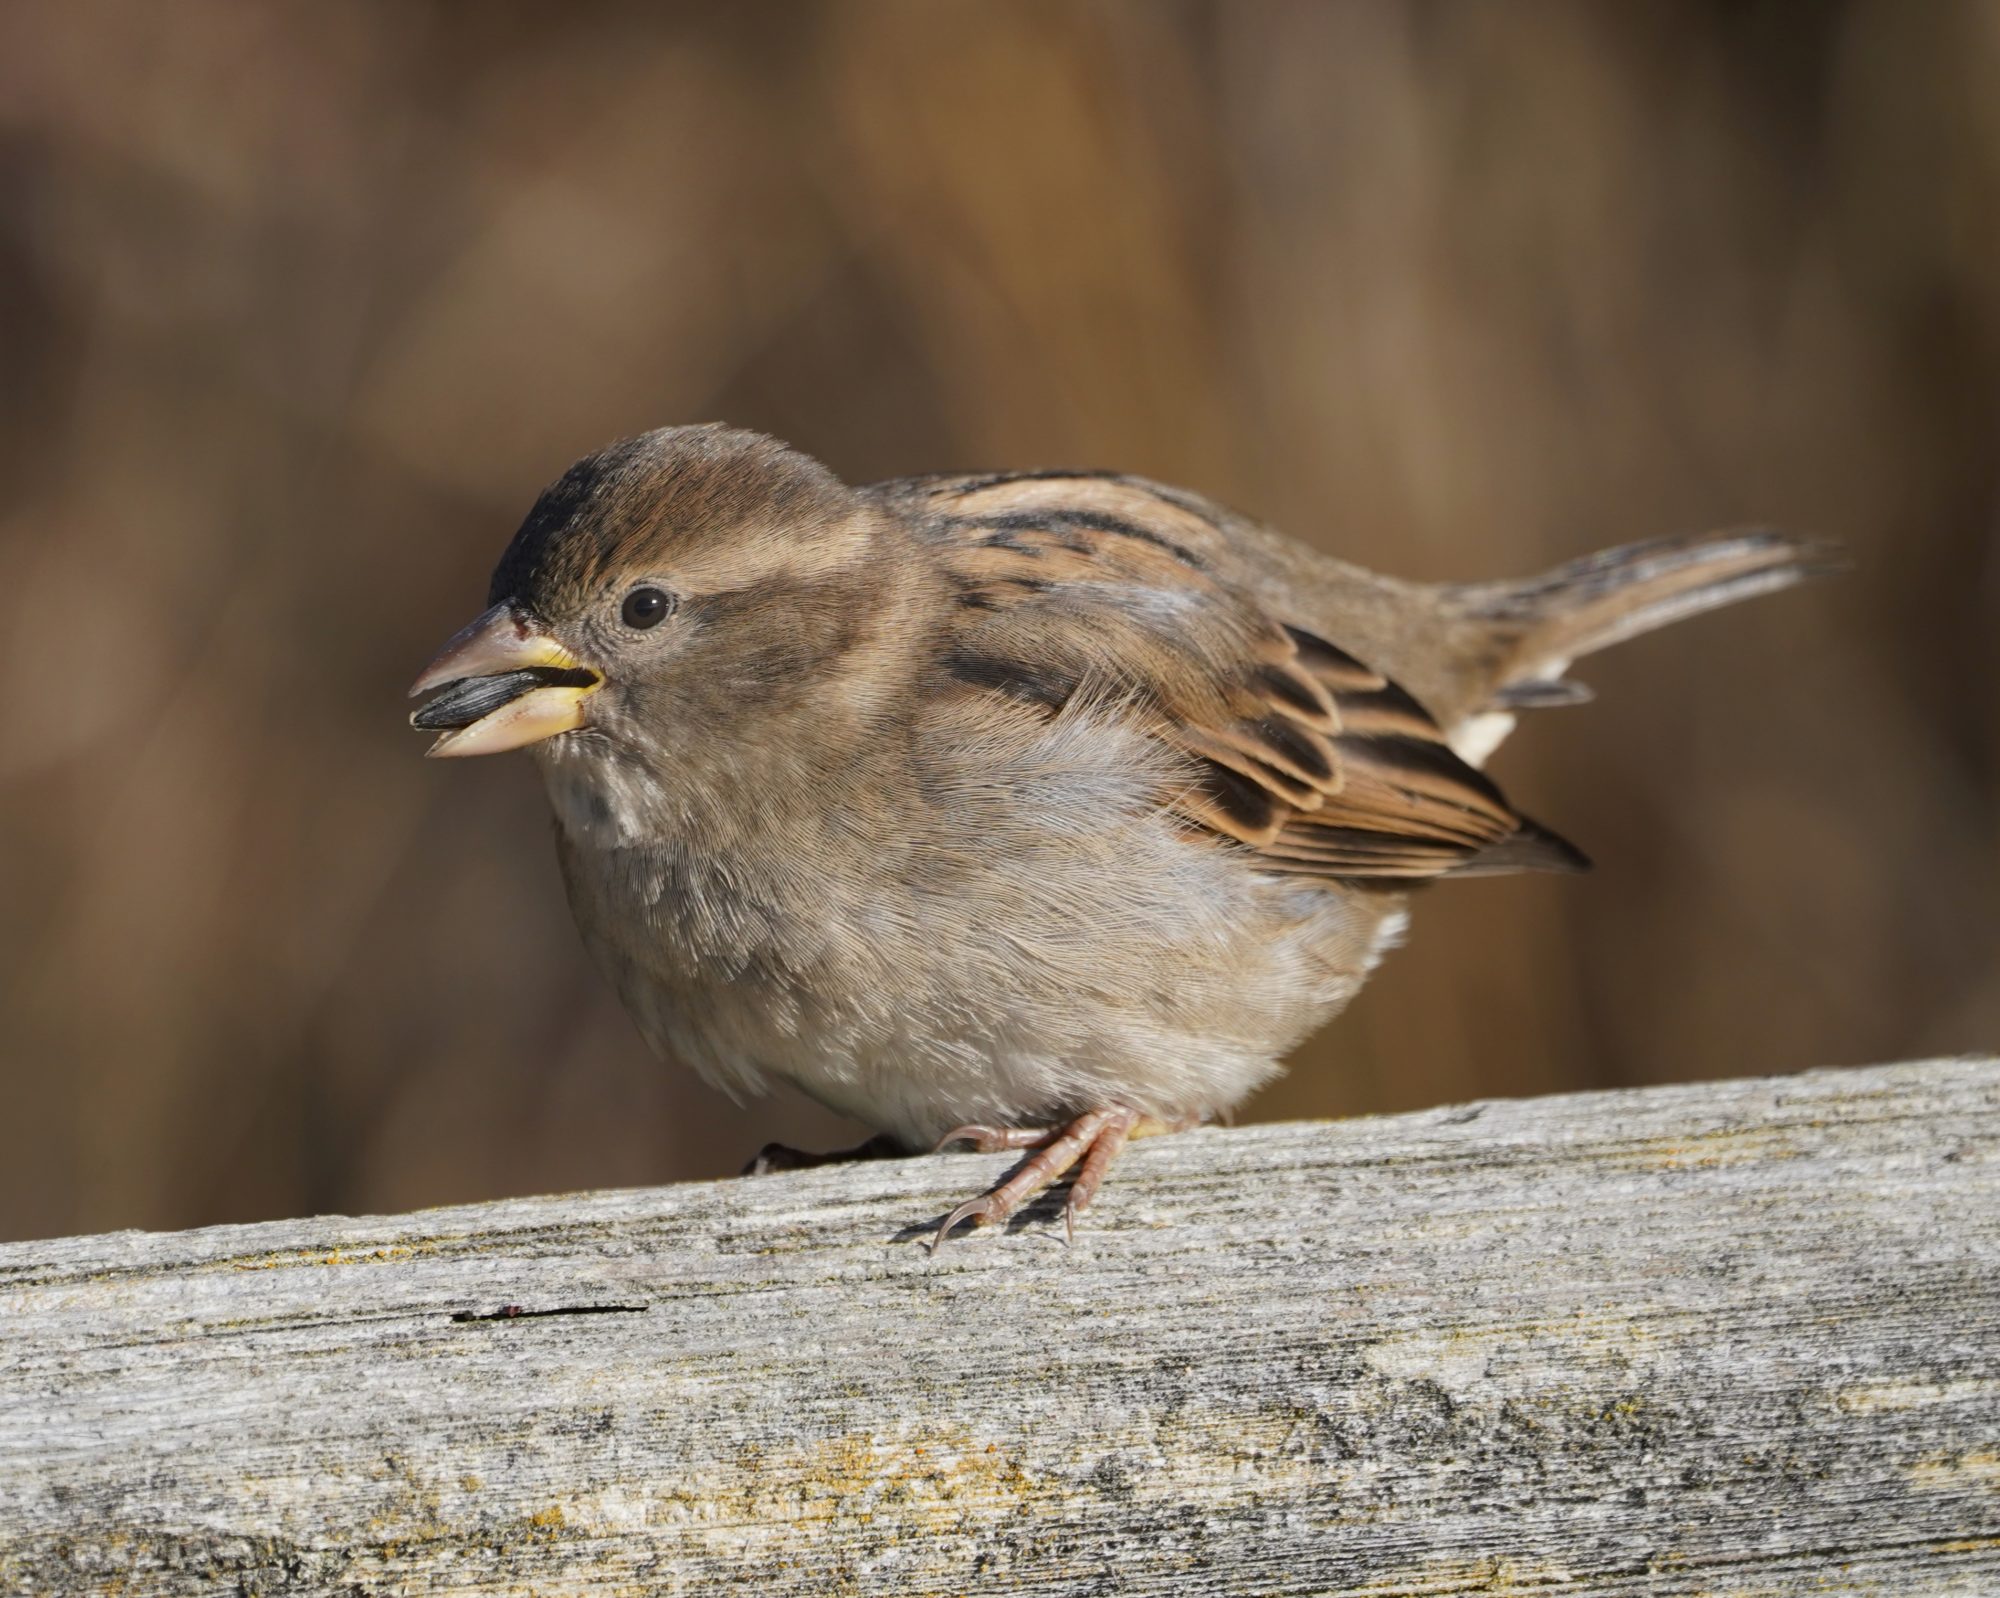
[533,709,1412,1143]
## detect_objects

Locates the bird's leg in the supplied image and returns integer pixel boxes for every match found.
[932,1108,1199,1248]
[742,1134,904,1176]
[1062,1111,1136,1242]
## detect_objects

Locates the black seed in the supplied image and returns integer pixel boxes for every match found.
[411,666,597,730]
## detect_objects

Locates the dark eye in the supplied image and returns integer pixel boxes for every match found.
[619,585,675,630]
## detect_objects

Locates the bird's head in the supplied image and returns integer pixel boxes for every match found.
[410,425,912,767]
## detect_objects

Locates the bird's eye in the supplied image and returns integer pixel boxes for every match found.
[619,585,676,630]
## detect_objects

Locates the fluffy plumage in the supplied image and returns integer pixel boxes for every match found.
[412,423,1835,1240]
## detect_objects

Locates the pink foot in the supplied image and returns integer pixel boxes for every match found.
[931,1109,1197,1249]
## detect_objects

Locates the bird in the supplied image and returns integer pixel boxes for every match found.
[409,423,1834,1246]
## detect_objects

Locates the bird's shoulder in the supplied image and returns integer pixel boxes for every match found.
[871,467,1242,577]
[867,468,1583,882]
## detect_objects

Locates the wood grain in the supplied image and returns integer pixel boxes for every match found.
[3,1058,1997,1595]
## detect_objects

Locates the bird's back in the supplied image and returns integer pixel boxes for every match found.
[874,465,1834,774]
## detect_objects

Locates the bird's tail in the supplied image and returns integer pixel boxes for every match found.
[1445,528,1843,713]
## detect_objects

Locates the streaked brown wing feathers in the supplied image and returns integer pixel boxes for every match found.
[1177,623,1530,873]
[902,469,1581,880]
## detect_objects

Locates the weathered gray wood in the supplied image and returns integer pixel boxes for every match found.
[1,1059,1996,1596]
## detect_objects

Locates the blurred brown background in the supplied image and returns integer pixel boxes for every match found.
[2,1,1995,1245]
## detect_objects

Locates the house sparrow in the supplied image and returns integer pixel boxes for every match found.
[411,424,1832,1245]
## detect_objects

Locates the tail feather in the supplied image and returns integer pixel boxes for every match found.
[1451,527,1843,703]
[1492,678,1595,710]
[1451,815,1593,878]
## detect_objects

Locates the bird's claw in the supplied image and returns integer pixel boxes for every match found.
[929,1106,1147,1251]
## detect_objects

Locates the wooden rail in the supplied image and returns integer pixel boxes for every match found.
[2,1058,1997,1595]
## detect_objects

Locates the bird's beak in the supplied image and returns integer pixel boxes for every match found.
[407,602,601,758]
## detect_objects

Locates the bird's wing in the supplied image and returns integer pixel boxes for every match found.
[885,470,1586,881]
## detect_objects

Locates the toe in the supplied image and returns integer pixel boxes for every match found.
[934,1124,1054,1154]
